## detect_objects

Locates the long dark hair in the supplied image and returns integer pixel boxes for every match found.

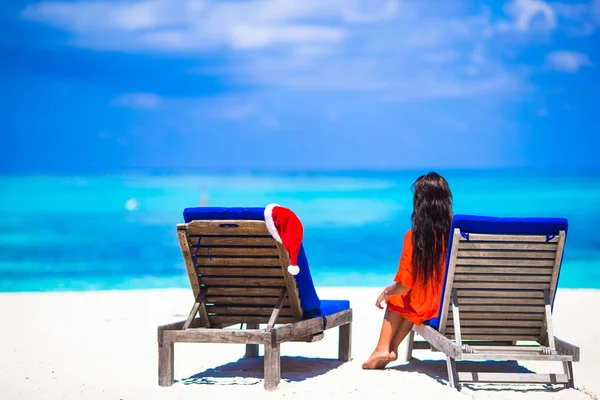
[411,172,453,286]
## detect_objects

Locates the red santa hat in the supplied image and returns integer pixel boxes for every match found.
[264,204,303,276]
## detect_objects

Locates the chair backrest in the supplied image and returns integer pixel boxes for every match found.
[436,215,568,343]
[177,219,305,327]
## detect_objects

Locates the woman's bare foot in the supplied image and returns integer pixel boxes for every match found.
[362,350,395,369]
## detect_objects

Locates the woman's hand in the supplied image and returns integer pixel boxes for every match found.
[375,283,410,309]
[375,288,389,309]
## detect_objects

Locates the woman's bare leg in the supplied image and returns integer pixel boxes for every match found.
[362,308,406,369]
[389,318,414,360]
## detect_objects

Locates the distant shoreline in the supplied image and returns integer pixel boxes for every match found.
[1,167,600,177]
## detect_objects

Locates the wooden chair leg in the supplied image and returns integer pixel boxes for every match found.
[158,341,174,387]
[446,356,459,390]
[264,342,281,391]
[563,361,575,388]
[402,329,415,362]
[245,323,259,358]
[338,322,352,361]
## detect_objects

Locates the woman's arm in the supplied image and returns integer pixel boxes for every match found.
[375,282,410,309]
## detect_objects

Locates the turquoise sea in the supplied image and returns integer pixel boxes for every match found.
[1,171,599,292]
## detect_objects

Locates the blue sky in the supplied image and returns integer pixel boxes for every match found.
[1,0,599,172]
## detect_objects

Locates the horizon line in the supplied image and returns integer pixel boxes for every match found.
[1,166,599,177]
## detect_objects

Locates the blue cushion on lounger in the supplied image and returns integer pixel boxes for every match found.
[427,215,568,330]
[183,207,349,319]
[319,300,351,317]
[184,207,266,221]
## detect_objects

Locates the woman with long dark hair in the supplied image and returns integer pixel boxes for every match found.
[363,172,453,369]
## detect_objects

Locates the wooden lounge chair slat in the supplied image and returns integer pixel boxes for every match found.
[449,312,543,320]
[198,277,285,287]
[450,304,544,312]
[472,345,549,351]
[206,296,285,305]
[186,220,271,236]
[461,353,574,361]
[205,287,283,296]
[191,247,280,257]
[456,289,544,298]
[189,236,277,247]
[454,274,551,283]
[450,340,515,347]
[457,372,569,384]
[456,297,544,305]
[197,267,283,277]
[209,315,296,324]
[453,319,543,327]
[457,250,556,259]
[447,334,540,341]
[467,348,552,355]
[459,242,557,251]
[164,328,271,344]
[194,257,283,267]
[460,234,558,243]
[447,327,540,335]
[455,267,553,275]
[207,306,294,317]
[453,282,550,289]
[455,259,555,267]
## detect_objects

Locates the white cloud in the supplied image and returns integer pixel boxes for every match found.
[501,0,557,32]
[22,1,177,33]
[551,0,600,36]
[340,0,398,23]
[546,51,592,72]
[229,25,346,50]
[23,0,553,99]
[22,0,393,51]
[113,93,162,109]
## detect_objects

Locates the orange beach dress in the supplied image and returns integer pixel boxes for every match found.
[387,229,446,325]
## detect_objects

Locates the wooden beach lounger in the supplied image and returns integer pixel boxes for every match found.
[403,215,580,390]
[157,207,352,390]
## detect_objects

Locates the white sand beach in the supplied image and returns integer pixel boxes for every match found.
[0,287,598,400]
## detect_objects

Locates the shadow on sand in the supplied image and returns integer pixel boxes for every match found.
[391,358,566,393]
[179,356,344,386]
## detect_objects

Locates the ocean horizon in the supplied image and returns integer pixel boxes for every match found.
[1,169,599,292]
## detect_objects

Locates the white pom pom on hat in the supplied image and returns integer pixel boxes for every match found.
[264,204,304,276]
[287,265,300,275]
